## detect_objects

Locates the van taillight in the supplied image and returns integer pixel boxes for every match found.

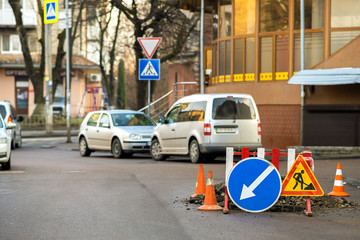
[8,116,12,123]
[258,123,262,135]
[204,123,211,136]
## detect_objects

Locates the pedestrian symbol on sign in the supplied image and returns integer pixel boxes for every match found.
[46,3,56,19]
[138,59,160,80]
[141,61,158,76]
[44,0,58,24]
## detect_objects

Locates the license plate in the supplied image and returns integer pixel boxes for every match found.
[215,128,236,133]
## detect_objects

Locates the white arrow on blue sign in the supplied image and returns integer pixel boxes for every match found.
[227,157,282,213]
[139,59,160,80]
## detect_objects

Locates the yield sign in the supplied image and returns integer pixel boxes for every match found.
[137,37,162,59]
[281,155,324,196]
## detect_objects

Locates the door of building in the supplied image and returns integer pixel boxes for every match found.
[15,77,29,115]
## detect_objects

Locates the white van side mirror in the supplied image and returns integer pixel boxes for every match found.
[158,116,165,124]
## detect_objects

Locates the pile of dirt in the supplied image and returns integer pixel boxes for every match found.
[185,182,359,212]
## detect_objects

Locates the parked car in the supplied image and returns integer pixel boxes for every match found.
[0,115,16,170]
[78,110,156,158]
[0,100,23,149]
[53,97,65,116]
[151,94,262,163]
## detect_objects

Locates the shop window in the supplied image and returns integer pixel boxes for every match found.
[294,33,324,72]
[219,0,232,38]
[234,38,244,81]
[245,38,255,81]
[331,0,360,28]
[276,35,289,80]
[294,0,324,30]
[260,37,273,81]
[331,31,360,55]
[213,1,218,40]
[212,44,217,83]
[225,40,231,82]
[234,0,256,35]
[260,0,288,32]
[219,41,225,82]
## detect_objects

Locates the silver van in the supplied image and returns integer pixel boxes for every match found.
[151,94,262,163]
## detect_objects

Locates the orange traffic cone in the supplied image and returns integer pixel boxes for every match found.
[328,163,349,197]
[198,171,223,211]
[191,164,206,198]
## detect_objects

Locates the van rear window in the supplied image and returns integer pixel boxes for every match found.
[0,106,6,119]
[212,98,256,120]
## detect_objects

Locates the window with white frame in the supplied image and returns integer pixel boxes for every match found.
[1,0,35,10]
[2,34,22,53]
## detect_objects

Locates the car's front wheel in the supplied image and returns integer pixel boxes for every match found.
[2,156,11,170]
[151,139,166,161]
[112,138,123,158]
[15,133,22,148]
[189,139,203,163]
[79,137,91,157]
[11,139,15,150]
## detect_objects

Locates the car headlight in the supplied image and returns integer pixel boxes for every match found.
[129,134,141,140]
[0,137,7,144]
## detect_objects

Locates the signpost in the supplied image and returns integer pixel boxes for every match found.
[227,158,282,213]
[44,0,58,134]
[137,38,162,116]
[44,0,58,24]
[139,59,160,80]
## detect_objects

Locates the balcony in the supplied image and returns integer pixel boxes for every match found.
[0,9,37,27]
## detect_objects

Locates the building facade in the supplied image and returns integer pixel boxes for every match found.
[175,0,360,148]
[0,0,103,118]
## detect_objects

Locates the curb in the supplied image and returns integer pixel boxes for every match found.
[22,132,78,139]
[343,177,360,188]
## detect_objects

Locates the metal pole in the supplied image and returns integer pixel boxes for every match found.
[300,0,305,145]
[65,0,71,143]
[200,0,204,94]
[148,80,151,116]
[45,24,53,134]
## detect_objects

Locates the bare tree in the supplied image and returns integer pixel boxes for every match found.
[90,1,122,106]
[9,0,45,112]
[9,0,86,115]
[53,0,86,99]
[110,0,199,109]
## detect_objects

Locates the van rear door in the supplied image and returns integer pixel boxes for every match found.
[211,97,259,146]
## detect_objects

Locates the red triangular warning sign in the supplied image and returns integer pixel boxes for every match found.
[137,37,162,59]
[281,155,324,196]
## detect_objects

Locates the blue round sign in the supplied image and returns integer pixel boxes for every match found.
[227,157,282,213]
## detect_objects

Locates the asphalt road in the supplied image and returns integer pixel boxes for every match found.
[0,137,359,240]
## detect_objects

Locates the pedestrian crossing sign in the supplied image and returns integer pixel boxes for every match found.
[44,0,58,24]
[139,59,160,80]
[281,155,324,196]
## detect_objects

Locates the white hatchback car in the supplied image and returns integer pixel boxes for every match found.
[0,116,16,170]
[78,110,156,158]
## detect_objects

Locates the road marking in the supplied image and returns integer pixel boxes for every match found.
[0,171,25,174]
[240,165,275,200]
[59,170,86,174]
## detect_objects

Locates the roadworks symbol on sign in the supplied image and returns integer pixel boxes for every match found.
[281,155,324,196]
[141,61,158,76]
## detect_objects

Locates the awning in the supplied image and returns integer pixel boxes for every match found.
[288,68,360,85]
